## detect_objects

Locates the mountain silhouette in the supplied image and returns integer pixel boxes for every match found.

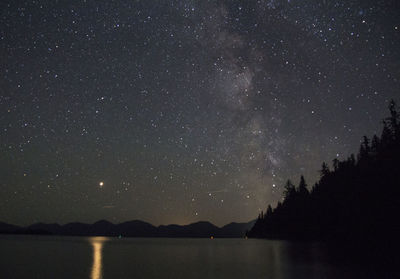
[117,220,158,237]
[0,222,21,233]
[0,219,255,238]
[158,221,220,237]
[220,222,255,238]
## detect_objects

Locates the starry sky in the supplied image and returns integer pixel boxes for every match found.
[1,0,399,227]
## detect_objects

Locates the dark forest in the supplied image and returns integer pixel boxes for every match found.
[248,100,400,245]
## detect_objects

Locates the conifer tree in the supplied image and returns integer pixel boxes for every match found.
[298,175,309,196]
[319,162,330,177]
[283,179,296,200]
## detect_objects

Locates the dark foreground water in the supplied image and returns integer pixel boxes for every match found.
[0,235,395,279]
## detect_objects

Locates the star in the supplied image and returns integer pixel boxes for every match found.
[0,0,398,227]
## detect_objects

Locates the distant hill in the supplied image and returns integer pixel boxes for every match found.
[158,221,220,238]
[0,222,21,233]
[0,219,255,238]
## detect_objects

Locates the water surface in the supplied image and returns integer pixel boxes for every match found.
[0,235,392,278]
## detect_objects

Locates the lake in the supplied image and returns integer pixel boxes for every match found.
[0,235,394,278]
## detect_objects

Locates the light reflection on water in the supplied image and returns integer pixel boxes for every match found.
[0,235,390,279]
[89,237,108,279]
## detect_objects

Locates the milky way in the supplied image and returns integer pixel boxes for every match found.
[1,0,399,226]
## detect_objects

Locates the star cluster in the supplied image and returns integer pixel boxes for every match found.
[0,0,399,226]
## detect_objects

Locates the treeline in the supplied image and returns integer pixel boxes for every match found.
[247,100,400,242]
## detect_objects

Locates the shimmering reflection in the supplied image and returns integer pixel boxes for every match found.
[89,237,108,279]
[0,236,391,279]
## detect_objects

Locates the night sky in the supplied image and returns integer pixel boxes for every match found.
[1,0,399,227]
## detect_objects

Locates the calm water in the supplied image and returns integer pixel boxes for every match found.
[0,235,394,279]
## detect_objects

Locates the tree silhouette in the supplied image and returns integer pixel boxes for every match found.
[247,100,400,246]
[371,135,380,154]
[388,100,399,135]
[319,162,330,177]
[266,205,273,216]
[358,135,371,162]
[283,179,296,200]
[332,158,339,171]
[297,175,309,196]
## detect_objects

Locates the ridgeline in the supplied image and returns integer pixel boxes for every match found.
[247,100,400,243]
[0,219,255,238]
